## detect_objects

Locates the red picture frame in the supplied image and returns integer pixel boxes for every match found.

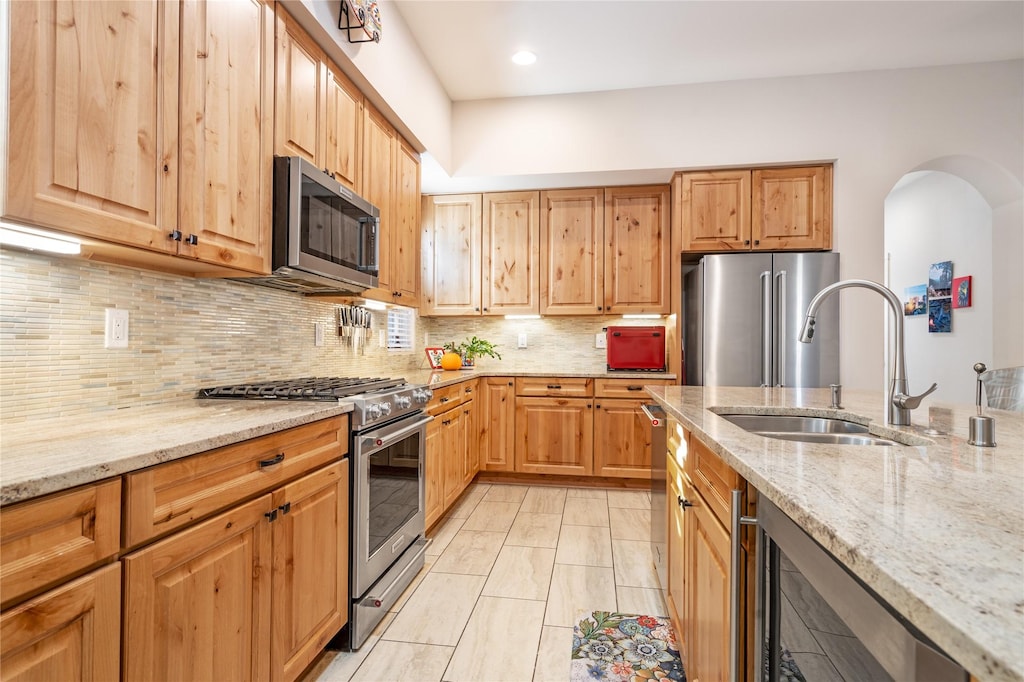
[425,347,445,369]
[952,276,972,308]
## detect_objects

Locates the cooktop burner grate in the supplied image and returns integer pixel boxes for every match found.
[197,376,406,401]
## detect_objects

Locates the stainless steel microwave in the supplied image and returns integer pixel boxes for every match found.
[236,156,380,294]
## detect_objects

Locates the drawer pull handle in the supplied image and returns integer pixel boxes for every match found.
[279,502,291,515]
[440,397,450,403]
[627,385,643,391]
[547,384,561,389]
[260,453,285,468]
[677,495,693,510]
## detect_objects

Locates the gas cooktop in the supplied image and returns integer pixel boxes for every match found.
[197,377,406,401]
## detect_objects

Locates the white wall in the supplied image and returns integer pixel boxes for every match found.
[885,172,993,404]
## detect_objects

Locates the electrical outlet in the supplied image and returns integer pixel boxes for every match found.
[517,332,528,349]
[104,308,129,349]
[315,322,325,347]
[595,333,606,349]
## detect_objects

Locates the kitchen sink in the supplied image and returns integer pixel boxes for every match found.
[718,413,902,446]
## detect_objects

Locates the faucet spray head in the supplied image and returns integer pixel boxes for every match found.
[799,315,816,343]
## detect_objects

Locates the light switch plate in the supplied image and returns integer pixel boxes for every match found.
[517,333,528,348]
[595,333,606,349]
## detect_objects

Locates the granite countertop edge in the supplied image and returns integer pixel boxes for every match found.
[645,384,1024,682]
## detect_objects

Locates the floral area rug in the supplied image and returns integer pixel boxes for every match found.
[570,611,686,682]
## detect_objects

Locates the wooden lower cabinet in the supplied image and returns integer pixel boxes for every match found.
[593,398,650,477]
[123,460,348,682]
[461,397,478,486]
[480,378,515,472]
[666,460,688,635]
[0,563,120,682]
[686,475,732,682]
[514,397,594,476]
[271,460,349,681]
[440,408,464,509]
[424,416,444,528]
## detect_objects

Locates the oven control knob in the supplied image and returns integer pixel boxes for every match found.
[378,401,393,416]
[395,395,412,409]
[413,388,432,404]
[366,404,382,420]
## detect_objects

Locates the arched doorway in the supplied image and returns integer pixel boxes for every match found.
[884,155,1023,404]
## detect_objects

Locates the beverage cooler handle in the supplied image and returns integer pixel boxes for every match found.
[760,271,772,387]
[775,270,787,387]
[730,489,758,682]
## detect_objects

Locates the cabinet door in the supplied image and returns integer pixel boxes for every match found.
[441,409,464,508]
[461,398,478,486]
[752,165,832,251]
[604,185,670,314]
[123,494,273,682]
[514,397,594,476]
[677,170,751,252]
[392,139,422,304]
[362,103,396,290]
[420,194,482,315]
[0,564,120,682]
[179,0,272,274]
[666,463,688,637]
[424,416,444,528]
[271,461,348,682]
[686,477,732,682]
[480,378,515,472]
[540,189,604,315]
[324,64,362,192]
[482,191,540,315]
[274,6,324,165]
[593,398,651,478]
[6,0,178,251]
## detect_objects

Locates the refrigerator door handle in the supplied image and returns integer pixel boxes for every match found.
[760,270,772,387]
[775,270,787,387]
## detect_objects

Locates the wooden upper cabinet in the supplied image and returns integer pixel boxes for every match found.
[604,185,670,314]
[421,194,482,315]
[391,139,421,304]
[482,191,541,315]
[5,0,178,252]
[677,170,752,252]
[752,166,832,251]
[362,102,396,288]
[324,64,363,192]
[178,0,273,274]
[540,188,605,315]
[274,6,324,165]
[677,165,833,253]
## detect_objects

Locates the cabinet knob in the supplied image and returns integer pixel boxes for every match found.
[475,307,480,312]
[163,164,169,172]
[483,307,488,312]
[606,305,612,311]
[507,381,513,386]
[754,239,760,246]
[597,306,603,311]
[278,502,291,515]
[185,234,198,246]
[677,495,693,510]
[264,509,278,522]
[168,230,182,242]
[744,240,750,245]
[595,403,601,409]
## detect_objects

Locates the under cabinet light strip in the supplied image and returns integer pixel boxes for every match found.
[504,314,541,320]
[0,221,81,255]
[621,314,663,319]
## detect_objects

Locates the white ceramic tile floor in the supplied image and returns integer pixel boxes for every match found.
[304,483,667,682]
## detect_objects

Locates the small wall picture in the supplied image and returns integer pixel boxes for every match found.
[903,284,927,316]
[928,260,953,299]
[928,298,952,333]
[425,347,445,369]
[952,275,972,308]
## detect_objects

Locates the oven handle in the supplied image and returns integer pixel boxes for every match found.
[358,414,432,455]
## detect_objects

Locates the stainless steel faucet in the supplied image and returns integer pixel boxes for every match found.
[798,279,937,425]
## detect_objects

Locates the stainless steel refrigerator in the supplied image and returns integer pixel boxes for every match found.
[684,252,840,387]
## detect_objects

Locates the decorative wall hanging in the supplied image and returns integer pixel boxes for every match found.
[928,299,952,333]
[953,276,973,308]
[903,284,927,316]
[928,260,953,299]
[339,0,381,43]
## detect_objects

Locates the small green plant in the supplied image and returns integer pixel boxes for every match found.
[443,336,502,363]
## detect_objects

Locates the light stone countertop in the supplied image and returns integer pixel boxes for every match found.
[0,400,353,505]
[645,385,1024,682]
[402,368,675,390]
[0,370,672,506]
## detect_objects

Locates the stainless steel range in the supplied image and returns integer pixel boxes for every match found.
[198,376,432,650]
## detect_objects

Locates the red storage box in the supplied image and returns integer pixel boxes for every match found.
[606,326,666,371]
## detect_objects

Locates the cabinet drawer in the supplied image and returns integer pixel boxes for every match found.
[686,435,741,529]
[594,378,671,399]
[461,379,479,401]
[124,415,347,548]
[515,377,593,398]
[1,479,121,609]
[427,383,465,415]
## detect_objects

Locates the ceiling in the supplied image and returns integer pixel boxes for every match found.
[392,1,1024,102]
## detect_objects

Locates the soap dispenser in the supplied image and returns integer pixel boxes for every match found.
[968,363,996,447]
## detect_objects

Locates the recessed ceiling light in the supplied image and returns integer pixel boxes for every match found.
[511,50,536,66]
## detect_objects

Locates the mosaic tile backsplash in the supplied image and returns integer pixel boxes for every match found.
[0,249,667,423]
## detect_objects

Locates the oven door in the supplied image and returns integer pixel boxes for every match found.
[352,413,429,597]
